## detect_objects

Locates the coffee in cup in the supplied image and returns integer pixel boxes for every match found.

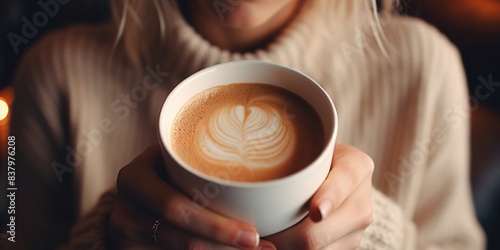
[171,83,324,182]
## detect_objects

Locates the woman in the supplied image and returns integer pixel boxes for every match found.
[10,0,484,249]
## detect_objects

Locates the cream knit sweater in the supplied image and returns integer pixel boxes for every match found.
[10,1,484,249]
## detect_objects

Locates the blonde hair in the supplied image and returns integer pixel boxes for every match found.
[110,0,399,67]
[110,0,175,67]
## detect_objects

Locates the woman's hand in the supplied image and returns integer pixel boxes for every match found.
[265,144,375,250]
[107,144,275,249]
[107,143,373,249]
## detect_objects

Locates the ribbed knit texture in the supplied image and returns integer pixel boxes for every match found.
[10,1,484,249]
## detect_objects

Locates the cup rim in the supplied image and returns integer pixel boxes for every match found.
[158,60,338,188]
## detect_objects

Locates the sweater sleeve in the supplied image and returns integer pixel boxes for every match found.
[9,32,76,249]
[359,189,415,250]
[360,18,485,249]
[61,189,118,250]
[407,20,485,250]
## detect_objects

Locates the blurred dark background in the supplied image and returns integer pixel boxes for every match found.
[0,0,109,89]
[0,0,499,248]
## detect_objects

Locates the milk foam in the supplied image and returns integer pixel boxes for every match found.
[199,104,296,169]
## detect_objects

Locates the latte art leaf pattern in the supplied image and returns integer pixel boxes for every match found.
[199,104,296,169]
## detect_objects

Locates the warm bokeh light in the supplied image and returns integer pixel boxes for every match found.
[0,88,13,159]
[0,98,9,121]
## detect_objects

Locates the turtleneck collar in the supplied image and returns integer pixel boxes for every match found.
[164,0,323,78]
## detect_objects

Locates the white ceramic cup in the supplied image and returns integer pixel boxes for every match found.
[158,60,338,236]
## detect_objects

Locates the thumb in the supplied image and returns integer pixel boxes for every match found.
[308,144,374,222]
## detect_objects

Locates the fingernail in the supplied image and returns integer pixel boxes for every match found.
[236,230,259,249]
[318,199,333,220]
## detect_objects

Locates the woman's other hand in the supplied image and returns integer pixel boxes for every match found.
[265,144,375,250]
[107,144,275,249]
